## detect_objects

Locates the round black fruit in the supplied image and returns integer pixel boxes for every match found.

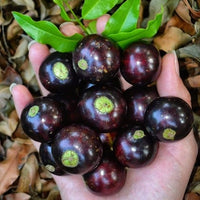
[121,42,161,86]
[83,149,127,196]
[113,125,158,168]
[73,34,120,83]
[39,142,67,176]
[47,92,81,124]
[124,85,159,124]
[51,124,103,175]
[20,96,64,142]
[144,96,194,142]
[39,51,78,93]
[78,85,127,132]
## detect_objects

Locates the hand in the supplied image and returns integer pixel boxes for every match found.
[11,16,198,200]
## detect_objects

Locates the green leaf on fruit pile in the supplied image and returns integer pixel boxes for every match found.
[81,0,119,20]
[103,0,140,35]
[105,8,163,49]
[53,0,71,21]
[12,12,83,52]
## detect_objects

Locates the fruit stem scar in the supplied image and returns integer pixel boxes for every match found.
[94,96,114,114]
[53,62,69,80]
[61,150,79,168]
[162,128,176,140]
[133,130,145,139]
[78,59,88,70]
[45,164,55,172]
[28,105,39,117]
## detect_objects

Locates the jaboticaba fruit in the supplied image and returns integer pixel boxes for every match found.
[144,96,194,142]
[78,85,127,132]
[20,96,65,143]
[39,142,67,176]
[72,34,121,83]
[39,51,78,93]
[121,42,161,86]
[51,124,103,175]
[113,125,158,168]
[124,85,159,124]
[83,149,127,196]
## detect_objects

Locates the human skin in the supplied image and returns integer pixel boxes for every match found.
[11,16,198,200]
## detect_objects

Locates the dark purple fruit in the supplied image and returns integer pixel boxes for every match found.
[78,85,127,132]
[73,34,120,83]
[39,142,67,176]
[144,96,194,142]
[99,131,118,149]
[51,124,103,175]
[113,125,158,168]
[78,75,122,96]
[39,52,78,93]
[20,96,64,142]
[124,85,159,124]
[121,42,161,86]
[47,92,81,124]
[83,149,127,196]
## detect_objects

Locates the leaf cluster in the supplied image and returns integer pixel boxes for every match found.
[12,0,163,52]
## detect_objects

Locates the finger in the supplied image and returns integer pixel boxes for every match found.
[28,42,50,96]
[60,22,84,36]
[11,84,33,117]
[157,51,191,105]
[10,84,40,150]
[96,14,110,34]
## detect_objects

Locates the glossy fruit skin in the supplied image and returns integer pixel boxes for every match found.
[144,96,194,142]
[83,149,127,196]
[99,131,118,149]
[121,42,161,86]
[39,52,78,93]
[21,96,64,143]
[39,142,67,176]
[78,85,127,132]
[78,75,123,96]
[73,34,120,83]
[47,92,81,124]
[51,124,103,175]
[113,125,158,168]
[124,85,159,124]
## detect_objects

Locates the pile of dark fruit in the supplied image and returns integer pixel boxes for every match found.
[20,34,194,196]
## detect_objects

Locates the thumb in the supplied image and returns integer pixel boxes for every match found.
[157,51,191,106]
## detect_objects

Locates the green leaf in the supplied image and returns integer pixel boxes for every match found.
[81,0,119,20]
[12,12,83,52]
[86,20,97,34]
[103,0,141,35]
[106,8,163,49]
[53,0,71,21]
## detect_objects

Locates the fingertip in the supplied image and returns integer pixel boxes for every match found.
[28,42,50,74]
[96,14,110,35]
[11,84,33,117]
[60,22,84,37]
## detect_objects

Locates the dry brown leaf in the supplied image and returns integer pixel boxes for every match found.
[185,192,200,200]
[12,0,35,11]
[11,38,28,60]
[176,0,192,24]
[16,153,39,193]
[0,110,18,137]
[186,75,200,88]
[154,26,192,52]
[165,14,196,35]
[0,141,35,195]
[46,188,61,200]
[3,192,31,200]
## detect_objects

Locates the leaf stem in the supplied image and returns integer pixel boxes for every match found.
[64,0,91,35]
